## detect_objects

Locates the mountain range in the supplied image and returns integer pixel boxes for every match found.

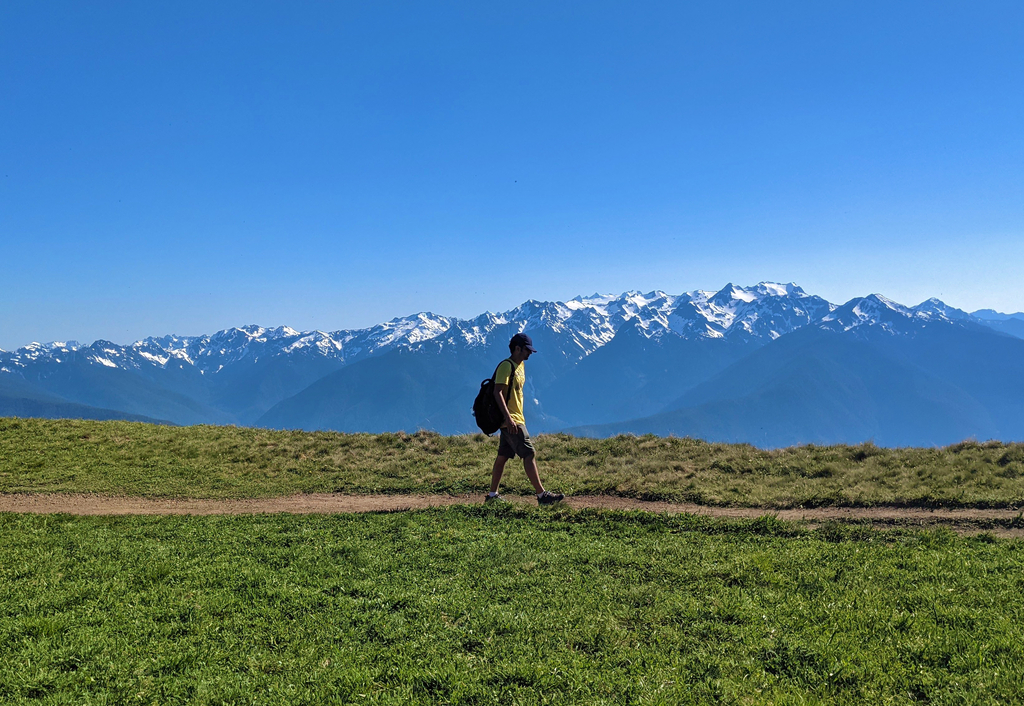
[3,283,1023,447]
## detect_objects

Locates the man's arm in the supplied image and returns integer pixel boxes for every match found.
[493,382,517,433]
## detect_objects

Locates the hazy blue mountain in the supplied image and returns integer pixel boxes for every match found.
[989,319,1024,340]
[257,344,498,434]
[860,321,1024,440]
[536,321,759,429]
[202,351,347,424]
[255,317,597,434]
[972,309,1024,322]
[0,374,172,424]
[0,329,355,425]
[973,319,1024,340]
[566,328,994,447]
[0,395,172,424]
[968,309,1024,340]
[13,354,233,426]
[566,300,1024,447]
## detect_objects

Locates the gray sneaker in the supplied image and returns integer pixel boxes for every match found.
[484,493,507,504]
[537,491,565,506]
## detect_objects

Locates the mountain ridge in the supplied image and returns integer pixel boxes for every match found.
[3,282,1023,446]
[7,284,1016,370]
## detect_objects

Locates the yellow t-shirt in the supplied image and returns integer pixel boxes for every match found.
[495,359,526,426]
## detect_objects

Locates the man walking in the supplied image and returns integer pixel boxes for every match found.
[486,333,565,505]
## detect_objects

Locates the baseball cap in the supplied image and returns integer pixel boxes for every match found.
[510,333,537,353]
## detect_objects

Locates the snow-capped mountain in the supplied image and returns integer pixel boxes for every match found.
[0,281,994,391]
[0,282,829,373]
[680,283,835,341]
[818,294,977,336]
[4,282,1023,446]
[913,298,974,322]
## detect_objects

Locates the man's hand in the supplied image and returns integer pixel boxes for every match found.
[503,417,518,434]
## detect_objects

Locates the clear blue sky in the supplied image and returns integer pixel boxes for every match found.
[2,1,1022,350]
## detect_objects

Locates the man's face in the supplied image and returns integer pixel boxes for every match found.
[516,345,532,360]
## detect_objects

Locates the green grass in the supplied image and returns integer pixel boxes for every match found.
[1,506,1022,704]
[3,418,1024,507]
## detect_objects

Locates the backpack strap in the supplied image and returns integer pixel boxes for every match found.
[506,359,518,403]
[493,357,518,403]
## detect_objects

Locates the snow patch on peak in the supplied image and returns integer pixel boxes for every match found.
[90,356,118,368]
[913,298,971,322]
[139,351,170,366]
[851,294,913,319]
[231,325,266,338]
[820,294,921,334]
[268,326,300,338]
[719,283,757,303]
[689,288,745,329]
[26,341,80,353]
[622,290,672,308]
[865,293,905,308]
[569,292,607,303]
[684,283,833,341]
[335,312,454,358]
[756,282,802,297]
[282,331,344,354]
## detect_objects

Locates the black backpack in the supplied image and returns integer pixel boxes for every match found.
[473,358,518,435]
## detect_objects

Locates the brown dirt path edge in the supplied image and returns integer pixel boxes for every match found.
[2,493,1023,536]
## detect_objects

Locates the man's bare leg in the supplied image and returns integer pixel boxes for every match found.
[490,456,509,494]
[523,455,545,495]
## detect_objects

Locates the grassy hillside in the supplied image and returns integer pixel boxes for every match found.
[2,508,1022,704]
[3,418,1024,507]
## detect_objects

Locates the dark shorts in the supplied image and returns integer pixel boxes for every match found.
[497,425,536,460]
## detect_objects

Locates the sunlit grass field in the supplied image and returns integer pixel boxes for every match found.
[4,419,1024,703]
[2,506,1023,705]
[3,418,1024,507]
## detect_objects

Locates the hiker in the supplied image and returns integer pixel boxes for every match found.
[486,333,564,505]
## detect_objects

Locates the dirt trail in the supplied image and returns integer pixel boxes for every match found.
[1,492,1021,535]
